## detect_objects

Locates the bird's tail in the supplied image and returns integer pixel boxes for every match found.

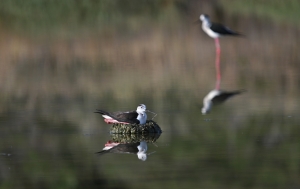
[95,150,108,155]
[232,89,247,95]
[94,109,108,115]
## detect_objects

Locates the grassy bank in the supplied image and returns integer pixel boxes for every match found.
[220,0,300,25]
[0,0,186,36]
[1,0,300,37]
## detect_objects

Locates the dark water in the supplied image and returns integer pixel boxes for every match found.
[1,93,299,189]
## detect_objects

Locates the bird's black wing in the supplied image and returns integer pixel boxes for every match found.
[210,23,241,36]
[96,143,140,155]
[94,109,139,124]
[113,111,139,124]
[212,90,245,104]
[94,109,110,115]
[109,143,139,154]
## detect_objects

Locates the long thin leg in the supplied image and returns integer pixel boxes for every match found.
[215,38,221,90]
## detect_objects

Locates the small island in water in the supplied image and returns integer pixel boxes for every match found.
[110,120,162,134]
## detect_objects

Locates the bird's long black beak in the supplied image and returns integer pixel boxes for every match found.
[146,110,157,120]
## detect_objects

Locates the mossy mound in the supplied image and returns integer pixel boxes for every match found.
[110,120,162,134]
[110,133,161,143]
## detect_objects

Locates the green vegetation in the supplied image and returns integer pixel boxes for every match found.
[0,0,186,36]
[1,0,300,36]
[220,0,300,24]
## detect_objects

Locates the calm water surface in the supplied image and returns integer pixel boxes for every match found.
[0,97,299,188]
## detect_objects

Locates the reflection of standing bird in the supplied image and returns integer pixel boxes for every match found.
[198,14,242,90]
[96,141,148,161]
[202,89,245,114]
[95,104,147,124]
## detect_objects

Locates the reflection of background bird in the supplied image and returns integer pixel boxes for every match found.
[95,104,147,124]
[202,89,246,114]
[96,141,148,161]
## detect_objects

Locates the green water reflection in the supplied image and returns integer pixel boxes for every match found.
[0,105,299,188]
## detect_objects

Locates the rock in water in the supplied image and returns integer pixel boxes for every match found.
[110,120,162,134]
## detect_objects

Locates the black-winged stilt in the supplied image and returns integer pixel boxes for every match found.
[202,89,245,114]
[199,14,242,90]
[95,104,147,124]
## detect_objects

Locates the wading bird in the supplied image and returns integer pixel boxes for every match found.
[198,14,242,89]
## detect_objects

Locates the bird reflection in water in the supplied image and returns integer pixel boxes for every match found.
[202,89,245,114]
[96,141,150,161]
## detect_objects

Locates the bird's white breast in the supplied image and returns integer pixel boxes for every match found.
[202,23,220,38]
[137,113,147,124]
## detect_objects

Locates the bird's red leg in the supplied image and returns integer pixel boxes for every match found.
[215,38,221,90]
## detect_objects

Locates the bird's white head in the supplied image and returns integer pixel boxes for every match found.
[136,104,147,113]
[200,14,209,22]
[201,101,212,114]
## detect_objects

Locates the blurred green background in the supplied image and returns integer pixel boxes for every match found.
[0,0,300,189]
